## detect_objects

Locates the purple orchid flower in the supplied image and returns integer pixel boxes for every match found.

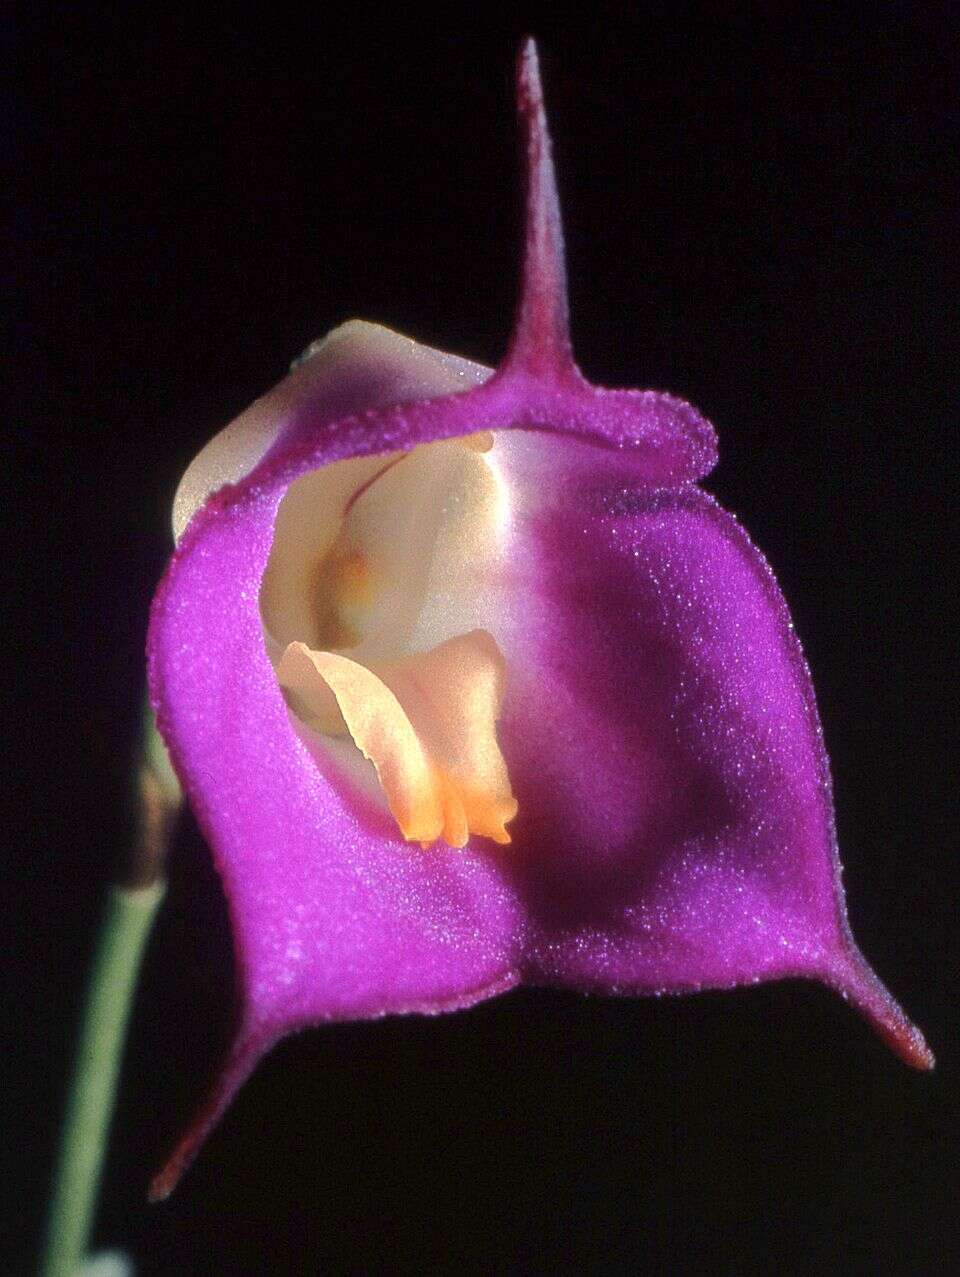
[147,40,931,1200]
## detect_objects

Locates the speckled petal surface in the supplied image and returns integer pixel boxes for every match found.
[483,433,927,1055]
[148,40,929,1199]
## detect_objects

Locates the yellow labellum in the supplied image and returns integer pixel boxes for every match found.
[277,631,517,848]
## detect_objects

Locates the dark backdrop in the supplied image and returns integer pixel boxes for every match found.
[6,5,957,1274]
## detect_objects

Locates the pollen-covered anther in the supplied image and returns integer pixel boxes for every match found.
[276,630,518,848]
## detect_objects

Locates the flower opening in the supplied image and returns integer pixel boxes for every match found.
[260,404,518,848]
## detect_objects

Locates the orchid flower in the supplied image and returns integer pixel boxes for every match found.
[148,40,931,1199]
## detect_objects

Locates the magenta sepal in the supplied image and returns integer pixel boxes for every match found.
[147,40,931,1201]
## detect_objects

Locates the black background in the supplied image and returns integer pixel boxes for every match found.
[6,4,957,1274]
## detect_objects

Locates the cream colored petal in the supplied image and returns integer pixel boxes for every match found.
[173,319,492,542]
[259,452,399,651]
[330,438,510,664]
[278,642,442,841]
[402,440,512,656]
[277,631,517,849]
[262,431,509,660]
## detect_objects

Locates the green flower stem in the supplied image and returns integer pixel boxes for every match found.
[42,879,166,1277]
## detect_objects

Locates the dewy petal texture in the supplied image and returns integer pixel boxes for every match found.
[148,39,930,1199]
